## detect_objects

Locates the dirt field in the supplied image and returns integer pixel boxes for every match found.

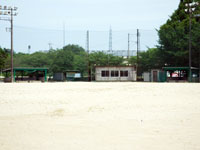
[0,82,200,150]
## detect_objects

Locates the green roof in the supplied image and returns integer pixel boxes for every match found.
[163,67,199,71]
[3,67,48,72]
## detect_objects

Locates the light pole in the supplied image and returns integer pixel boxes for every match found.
[136,29,140,81]
[185,1,199,82]
[194,13,200,82]
[86,30,91,81]
[0,5,18,83]
[128,33,130,59]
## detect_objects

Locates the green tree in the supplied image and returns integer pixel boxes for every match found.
[9,45,127,77]
[63,44,85,55]
[51,49,74,73]
[89,51,124,67]
[129,48,161,75]
[0,47,8,70]
[89,52,108,67]
[73,51,88,76]
[157,0,200,67]
[50,44,86,73]
[12,45,87,75]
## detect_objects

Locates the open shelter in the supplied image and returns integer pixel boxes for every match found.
[3,67,48,82]
[162,67,199,82]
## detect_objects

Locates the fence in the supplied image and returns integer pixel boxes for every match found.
[0,25,159,55]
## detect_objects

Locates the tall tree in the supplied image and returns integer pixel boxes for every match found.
[50,45,86,73]
[157,0,200,67]
[129,48,161,75]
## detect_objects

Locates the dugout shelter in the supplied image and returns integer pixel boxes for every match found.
[3,67,48,82]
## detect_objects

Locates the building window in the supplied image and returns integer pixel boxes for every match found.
[111,70,119,77]
[101,71,109,77]
[120,71,128,77]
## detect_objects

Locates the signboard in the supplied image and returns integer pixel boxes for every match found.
[75,73,81,78]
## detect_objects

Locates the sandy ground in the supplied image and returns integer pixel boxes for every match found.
[0,82,200,150]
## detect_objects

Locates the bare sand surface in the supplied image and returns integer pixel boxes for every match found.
[0,82,200,150]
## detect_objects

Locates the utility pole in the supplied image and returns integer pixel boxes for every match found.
[136,29,140,81]
[0,5,18,83]
[28,45,31,54]
[185,2,199,82]
[189,9,192,82]
[193,13,200,82]
[63,22,65,48]
[109,26,112,52]
[86,30,91,81]
[86,30,89,53]
[108,27,112,66]
[128,33,130,59]
[199,51,200,82]
[48,43,53,50]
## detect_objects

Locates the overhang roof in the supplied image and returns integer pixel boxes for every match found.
[3,67,48,72]
[162,67,199,71]
[95,66,136,68]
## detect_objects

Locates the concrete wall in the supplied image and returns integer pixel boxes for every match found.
[95,67,136,81]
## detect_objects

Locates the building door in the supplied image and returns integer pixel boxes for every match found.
[153,71,158,82]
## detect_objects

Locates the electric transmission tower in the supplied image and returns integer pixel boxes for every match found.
[86,30,89,53]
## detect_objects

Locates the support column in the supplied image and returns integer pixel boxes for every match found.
[13,69,16,82]
[164,70,167,82]
[44,70,47,82]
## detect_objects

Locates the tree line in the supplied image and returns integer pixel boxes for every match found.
[0,45,125,77]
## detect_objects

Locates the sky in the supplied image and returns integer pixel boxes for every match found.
[0,0,180,53]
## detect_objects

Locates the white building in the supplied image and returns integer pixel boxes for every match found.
[95,66,137,81]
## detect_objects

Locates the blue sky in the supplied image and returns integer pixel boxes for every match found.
[0,0,180,53]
